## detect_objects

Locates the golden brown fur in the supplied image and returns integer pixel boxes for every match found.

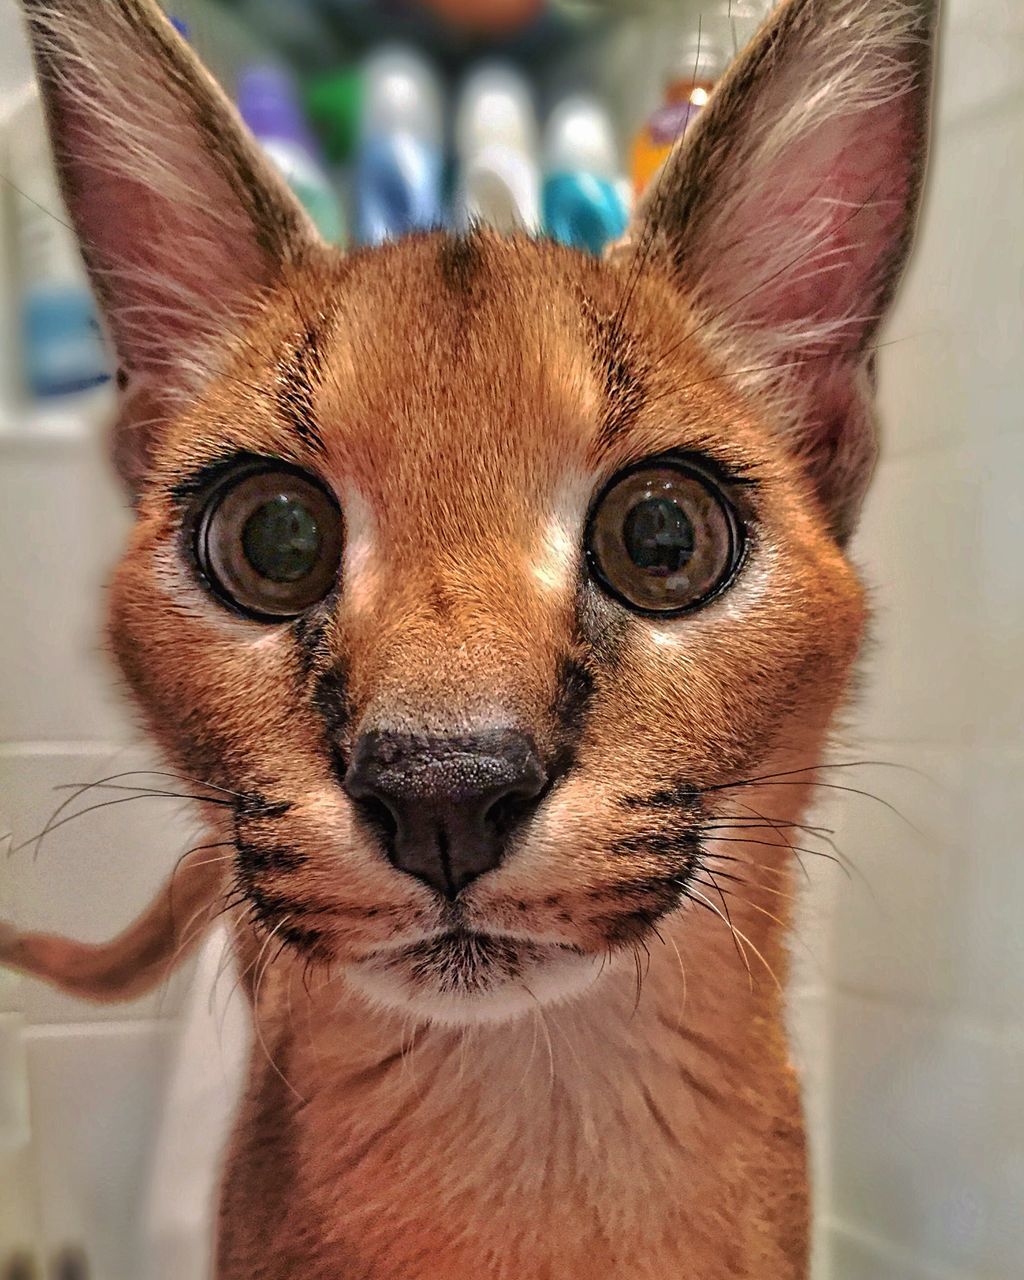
[3,1,938,1275]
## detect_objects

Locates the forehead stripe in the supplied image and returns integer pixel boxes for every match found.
[276,325,325,453]
[582,301,648,449]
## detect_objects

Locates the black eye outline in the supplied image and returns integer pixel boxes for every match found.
[584,454,748,618]
[186,457,343,623]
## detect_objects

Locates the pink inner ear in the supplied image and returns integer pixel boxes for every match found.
[685,27,927,367]
[750,107,915,339]
[27,0,305,395]
[63,127,276,380]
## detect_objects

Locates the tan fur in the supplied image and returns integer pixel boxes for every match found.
[3,1,938,1275]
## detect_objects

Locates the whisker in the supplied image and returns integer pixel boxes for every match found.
[714,780,917,832]
[699,867,748,975]
[53,769,249,800]
[166,839,235,922]
[19,770,229,860]
[11,790,233,861]
[687,888,781,992]
[51,782,231,804]
[684,889,751,987]
[703,834,852,879]
[699,863,796,904]
[704,758,920,790]
[693,875,791,936]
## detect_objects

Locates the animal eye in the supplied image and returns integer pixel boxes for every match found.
[586,461,743,615]
[194,466,343,620]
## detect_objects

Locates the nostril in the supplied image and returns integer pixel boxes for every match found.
[354,794,399,844]
[484,782,546,839]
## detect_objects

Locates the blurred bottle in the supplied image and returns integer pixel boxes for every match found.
[237,65,346,244]
[304,69,362,237]
[6,89,111,402]
[455,63,541,235]
[355,45,445,246]
[543,94,629,255]
[629,25,730,197]
[305,69,362,174]
[231,0,355,73]
[629,3,774,197]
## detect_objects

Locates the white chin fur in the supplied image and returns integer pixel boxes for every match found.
[343,946,607,1028]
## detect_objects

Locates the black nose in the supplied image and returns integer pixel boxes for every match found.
[344,730,547,899]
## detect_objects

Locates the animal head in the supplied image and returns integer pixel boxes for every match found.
[23,0,936,1024]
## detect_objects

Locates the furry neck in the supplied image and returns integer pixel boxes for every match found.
[223,879,807,1280]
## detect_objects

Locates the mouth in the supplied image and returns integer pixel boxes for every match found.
[344,928,605,1026]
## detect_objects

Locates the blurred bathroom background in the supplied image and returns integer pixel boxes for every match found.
[0,0,1020,1276]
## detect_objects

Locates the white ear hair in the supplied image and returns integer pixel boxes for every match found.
[620,0,938,540]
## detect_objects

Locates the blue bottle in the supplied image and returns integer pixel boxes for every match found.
[8,89,111,399]
[543,95,630,256]
[355,46,445,246]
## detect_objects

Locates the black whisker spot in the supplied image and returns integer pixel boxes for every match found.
[621,784,703,814]
[553,657,595,738]
[236,793,293,822]
[312,665,353,779]
[292,610,333,683]
[276,921,327,957]
[549,653,596,778]
[236,840,307,875]
[610,829,701,863]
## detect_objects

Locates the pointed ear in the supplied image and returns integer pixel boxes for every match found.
[20,0,319,494]
[617,0,938,542]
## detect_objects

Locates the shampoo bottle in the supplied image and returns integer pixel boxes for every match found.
[7,89,111,401]
[630,3,775,196]
[355,45,445,246]
[629,26,731,197]
[455,62,541,235]
[543,94,629,255]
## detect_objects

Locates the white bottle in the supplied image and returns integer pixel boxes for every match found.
[6,87,111,402]
[455,62,541,235]
[357,44,446,246]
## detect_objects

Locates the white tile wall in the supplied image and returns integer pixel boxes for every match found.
[0,423,134,745]
[829,1222,969,1280]
[823,747,962,1011]
[951,746,1024,1023]
[0,745,202,1026]
[829,997,1023,1277]
[25,1022,177,1279]
[821,0,1024,1276]
[0,412,199,1276]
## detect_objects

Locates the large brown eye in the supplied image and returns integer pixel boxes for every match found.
[195,466,343,620]
[586,462,743,615]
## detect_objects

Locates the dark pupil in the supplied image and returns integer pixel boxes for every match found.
[622,497,695,573]
[241,495,322,583]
